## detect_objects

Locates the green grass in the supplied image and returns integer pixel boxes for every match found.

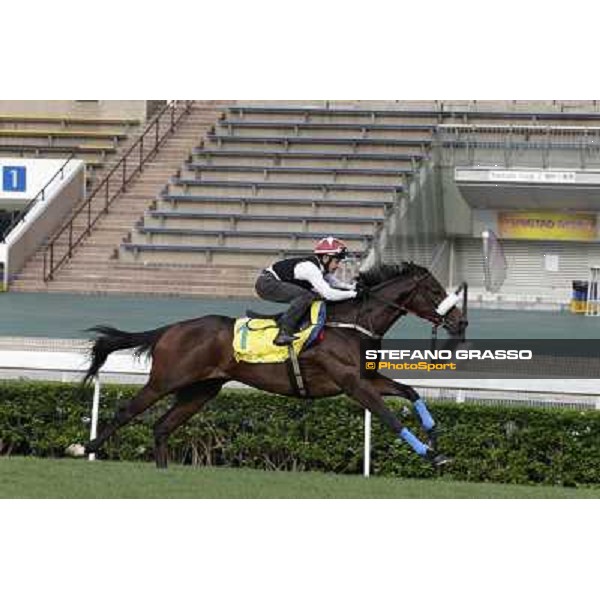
[1,457,599,498]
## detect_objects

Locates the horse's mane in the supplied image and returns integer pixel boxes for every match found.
[357,262,429,288]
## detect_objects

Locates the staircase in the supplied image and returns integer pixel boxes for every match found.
[10,101,239,296]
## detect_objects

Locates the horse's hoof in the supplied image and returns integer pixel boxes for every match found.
[65,443,86,458]
[84,441,100,455]
[430,453,453,468]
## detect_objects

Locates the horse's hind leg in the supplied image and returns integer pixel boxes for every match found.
[85,379,165,455]
[153,379,225,469]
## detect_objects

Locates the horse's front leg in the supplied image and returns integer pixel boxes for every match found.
[325,367,433,461]
[370,375,440,449]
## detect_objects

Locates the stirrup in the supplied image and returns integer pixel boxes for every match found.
[273,331,298,346]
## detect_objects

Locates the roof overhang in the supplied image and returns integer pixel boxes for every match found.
[455,167,600,210]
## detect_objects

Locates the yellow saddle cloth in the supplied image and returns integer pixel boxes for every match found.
[233,301,325,363]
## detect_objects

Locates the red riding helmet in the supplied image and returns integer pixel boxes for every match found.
[314,236,348,259]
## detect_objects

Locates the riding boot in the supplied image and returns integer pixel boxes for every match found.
[273,291,315,346]
[273,310,301,346]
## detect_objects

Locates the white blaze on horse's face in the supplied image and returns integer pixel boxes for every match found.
[435,292,461,317]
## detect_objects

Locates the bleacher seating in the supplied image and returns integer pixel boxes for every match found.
[192,148,425,169]
[117,102,600,301]
[12,99,600,302]
[184,163,414,181]
[228,103,600,125]
[170,178,404,197]
[146,211,384,232]
[218,119,435,137]
[119,104,420,271]
[0,113,141,190]
[158,193,393,217]
[206,133,432,152]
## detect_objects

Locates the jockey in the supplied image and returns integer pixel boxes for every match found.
[255,236,357,346]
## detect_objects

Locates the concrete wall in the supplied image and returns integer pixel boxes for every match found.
[376,163,451,285]
[1,162,85,288]
[439,166,473,236]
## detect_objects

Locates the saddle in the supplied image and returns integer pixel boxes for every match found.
[233,301,326,364]
[246,309,284,321]
[244,308,319,332]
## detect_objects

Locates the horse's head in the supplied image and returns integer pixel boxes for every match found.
[357,262,468,338]
[405,268,468,338]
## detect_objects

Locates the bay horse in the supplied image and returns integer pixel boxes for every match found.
[80,262,467,469]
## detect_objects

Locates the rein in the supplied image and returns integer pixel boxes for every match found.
[326,271,467,341]
[326,273,421,340]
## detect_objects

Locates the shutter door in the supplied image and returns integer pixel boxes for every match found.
[454,238,600,292]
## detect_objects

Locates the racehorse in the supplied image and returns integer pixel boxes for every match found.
[79,262,467,469]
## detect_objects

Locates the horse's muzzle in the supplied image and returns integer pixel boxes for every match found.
[448,317,468,340]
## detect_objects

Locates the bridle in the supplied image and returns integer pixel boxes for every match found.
[328,270,468,341]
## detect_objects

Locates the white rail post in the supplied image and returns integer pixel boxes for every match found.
[89,376,100,461]
[363,409,372,477]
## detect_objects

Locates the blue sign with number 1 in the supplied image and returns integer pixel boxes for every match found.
[2,166,27,192]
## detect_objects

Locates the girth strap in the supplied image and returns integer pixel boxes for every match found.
[287,344,307,397]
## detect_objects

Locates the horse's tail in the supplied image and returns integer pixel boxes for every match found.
[81,324,169,388]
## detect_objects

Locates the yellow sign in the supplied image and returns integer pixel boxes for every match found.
[498,212,597,241]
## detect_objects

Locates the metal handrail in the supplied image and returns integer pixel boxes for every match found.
[43,100,195,281]
[1,153,75,242]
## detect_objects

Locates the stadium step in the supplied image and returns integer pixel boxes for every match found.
[13,260,259,296]
[14,280,256,297]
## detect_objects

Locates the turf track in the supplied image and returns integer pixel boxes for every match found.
[1,457,598,498]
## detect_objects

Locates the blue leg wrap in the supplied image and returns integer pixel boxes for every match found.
[399,427,429,456]
[414,398,435,431]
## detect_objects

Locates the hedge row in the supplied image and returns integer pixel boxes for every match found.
[1,380,599,486]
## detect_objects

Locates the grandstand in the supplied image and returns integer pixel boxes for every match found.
[4,99,600,308]
[0,100,149,191]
